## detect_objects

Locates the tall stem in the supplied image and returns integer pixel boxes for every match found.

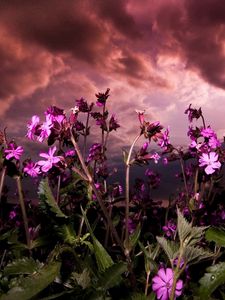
[125,134,142,255]
[56,175,61,204]
[179,155,189,204]
[0,166,6,203]
[83,112,90,157]
[16,176,31,250]
[70,130,123,250]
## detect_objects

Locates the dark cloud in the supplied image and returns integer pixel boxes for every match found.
[155,0,225,89]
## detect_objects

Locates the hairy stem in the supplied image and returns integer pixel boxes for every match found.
[125,134,142,255]
[56,175,61,204]
[70,130,123,250]
[16,176,31,250]
[145,271,150,296]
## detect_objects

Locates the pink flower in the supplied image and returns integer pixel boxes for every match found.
[5,144,23,160]
[26,115,40,140]
[23,161,40,177]
[152,268,183,300]
[37,146,62,172]
[201,126,215,138]
[151,152,161,164]
[37,115,53,142]
[199,152,221,175]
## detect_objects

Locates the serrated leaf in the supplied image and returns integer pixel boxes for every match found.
[4,258,41,276]
[177,208,192,242]
[183,245,213,265]
[156,236,179,261]
[138,242,157,273]
[198,262,225,299]
[56,224,77,245]
[38,178,68,219]
[81,207,114,272]
[97,262,127,290]
[205,227,225,247]
[0,261,61,300]
[72,268,91,289]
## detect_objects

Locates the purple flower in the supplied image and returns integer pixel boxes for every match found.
[26,115,40,140]
[23,161,40,177]
[201,126,215,138]
[75,98,93,112]
[199,152,221,175]
[185,104,202,123]
[162,220,176,238]
[109,114,120,131]
[87,143,104,163]
[5,143,23,160]
[37,146,62,172]
[150,152,161,164]
[152,268,183,300]
[38,115,53,142]
[208,136,221,149]
[158,127,170,149]
[95,88,110,107]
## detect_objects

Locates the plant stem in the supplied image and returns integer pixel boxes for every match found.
[0,166,6,203]
[56,175,61,204]
[16,176,31,250]
[179,155,189,204]
[145,271,150,296]
[70,130,123,250]
[125,134,142,256]
[83,112,90,157]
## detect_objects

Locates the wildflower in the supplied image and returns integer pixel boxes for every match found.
[23,161,40,177]
[38,115,53,142]
[65,149,76,157]
[136,109,145,126]
[75,98,93,112]
[9,210,17,220]
[185,104,202,122]
[162,220,176,238]
[26,115,40,140]
[109,114,120,131]
[201,126,215,138]
[158,127,170,149]
[5,143,23,160]
[208,136,221,149]
[95,88,110,107]
[37,146,62,172]
[144,121,163,141]
[151,152,161,164]
[199,152,221,175]
[152,268,183,300]
[87,143,104,163]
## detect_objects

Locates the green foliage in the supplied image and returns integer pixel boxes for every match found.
[156,237,179,261]
[205,227,225,247]
[0,261,61,300]
[38,178,68,219]
[198,262,225,299]
[81,207,114,272]
[183,245,213,265]
[72,268,91,289]
[3,258,41,276]
[55,224,77,245]
[97,262,127,290]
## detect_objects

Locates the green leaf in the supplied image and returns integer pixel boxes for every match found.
[205,227,225,247]
[0,261,61,300]
[4,258,41,276]
[156,237,179,261]
[183,245,213,265]
[198,262,225,299]
[38,178,68,219]
[97,262,127,290]
[129,223,141,249]
[81,207,114,272]
[177,208,192,242]
[56,224,77,245]
[131,293,152,300]
[72,268,91,289]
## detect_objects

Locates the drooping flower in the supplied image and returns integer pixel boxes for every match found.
[26,115,40,140]
[185,104,202,123]
[199,152,221,175]
[37,146,62,172]
[5,143,23,160]
[23,161,40,177]
[158,127,170,149]
[152,268,183,300]
[109,114,120,131]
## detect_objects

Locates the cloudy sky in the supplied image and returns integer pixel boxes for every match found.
[1,0,225,155]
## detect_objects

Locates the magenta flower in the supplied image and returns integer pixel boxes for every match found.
[201,126,215,138]
[37,115,53,142]
[26,115,40,140]
[150,152,161,164]
[5,144,23,160]
[199,152,221,175]
[37,146,62,172]
[152,268,183,300]
[158,127,170,149]
[23,161,40,177]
